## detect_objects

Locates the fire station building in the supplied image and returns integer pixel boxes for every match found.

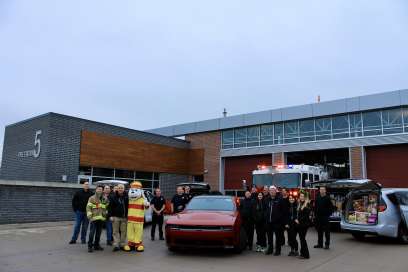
[1,89,408,223]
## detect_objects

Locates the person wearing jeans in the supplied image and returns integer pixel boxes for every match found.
[69,181,92,244]
[103,185,113,246]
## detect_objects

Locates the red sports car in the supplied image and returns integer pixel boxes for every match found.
[165,195,246,253]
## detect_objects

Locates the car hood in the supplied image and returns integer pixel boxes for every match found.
[167,210,237,226]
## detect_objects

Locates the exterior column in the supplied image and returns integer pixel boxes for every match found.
[272,152,285,166]
[349,146,365,179]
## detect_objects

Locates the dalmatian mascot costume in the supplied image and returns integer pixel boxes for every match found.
[124,181,149,252]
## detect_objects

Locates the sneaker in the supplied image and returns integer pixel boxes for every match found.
[88,247,93,253]
[324,245,330,250]
[256,245,261,252]
[299,255,310,259]
[69,240,76,244]
[264,248,273,255]
[314,245,323,249]
[151,237,155,241]
[288,251,295,256]
[113,247,120,252]
[293,251,299,256]
[94,245,104,251]
[81,240,86,244]
[159,237,165,241]
[107,241,113,246]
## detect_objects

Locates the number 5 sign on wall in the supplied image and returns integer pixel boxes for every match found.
[33,130,42,158]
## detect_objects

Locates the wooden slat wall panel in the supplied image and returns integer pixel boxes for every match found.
[80,131,204,175]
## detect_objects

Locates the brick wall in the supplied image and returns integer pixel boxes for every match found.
[185,132,221,191]
[272,152,284,166]
[350,146,364,179]
[1,113,191,183]
[0,184,79,224]
[159,173,190,199]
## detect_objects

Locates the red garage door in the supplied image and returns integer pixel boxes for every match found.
[366,144,408,188]
[224,154,272,190]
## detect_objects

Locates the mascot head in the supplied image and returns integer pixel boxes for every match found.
[129,181,143,199]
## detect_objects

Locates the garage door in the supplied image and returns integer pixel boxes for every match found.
[366,144,408,188]
[224,154,272,190]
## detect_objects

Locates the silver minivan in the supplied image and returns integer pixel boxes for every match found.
[341,181,408,244]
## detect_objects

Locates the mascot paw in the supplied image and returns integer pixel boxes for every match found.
[136,245,144,252]
[123,245,131,252]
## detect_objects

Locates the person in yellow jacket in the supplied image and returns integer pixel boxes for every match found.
[124,181,149,252]
[86,185,109,253]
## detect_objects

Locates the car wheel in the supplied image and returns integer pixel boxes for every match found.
[398,224,408,244]
[351,232,365,241]
[234,228,247,254]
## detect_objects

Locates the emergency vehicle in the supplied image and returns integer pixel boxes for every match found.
[252,164,329,199]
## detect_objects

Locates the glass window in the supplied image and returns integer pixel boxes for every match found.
[136,171,153,180]
[92,167,114,177]
[350,113,363,137]
[382,108,403,134]
[153,180,160,189]
[79,166,92,176]
[315,117,332,140]
[274,123,284,144]
[222,130,234,149]
[234,128,247,148]
[153,173,160,180]
[260,124,273,146]
[363,111,382,136]
[299,119,315,142]
[332,115,349,139]
[115,169,134,179]
[247,126,260,147]
[186,197,235,211]
[284,121,299,143]
[141,180,152,190]
[404,107,408,131]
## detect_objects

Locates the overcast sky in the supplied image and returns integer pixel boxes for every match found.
[1,0,408,164]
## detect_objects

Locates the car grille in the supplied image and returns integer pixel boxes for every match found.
[166,225,233,231]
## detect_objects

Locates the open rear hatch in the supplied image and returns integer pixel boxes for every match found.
[388,192,408,230]
[344,180,382,225]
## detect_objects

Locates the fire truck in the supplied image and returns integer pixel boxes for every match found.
[252,164,329,199]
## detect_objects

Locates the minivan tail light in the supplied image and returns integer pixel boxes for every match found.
[378,204,387,212]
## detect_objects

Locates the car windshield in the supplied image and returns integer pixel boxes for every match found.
[253,173,300,188]
[186,197,235,211]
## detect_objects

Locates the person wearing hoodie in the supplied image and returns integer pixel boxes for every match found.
[240,190,256,250]
[86,185,109,253]
[285,194,299,256]
[254,192,267,252]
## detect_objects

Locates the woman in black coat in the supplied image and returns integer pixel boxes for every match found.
[285,194,298,256]
[295,192,312,259]
[254,192,267,252]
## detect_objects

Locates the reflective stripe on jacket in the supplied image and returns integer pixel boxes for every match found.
[86,194,109,221]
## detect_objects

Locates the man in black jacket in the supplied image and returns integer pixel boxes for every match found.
[314,186,334,250]
[109,184,129,252]
[150,188,166,241]
[69,181,93,244]
[265,186,284,255]
[240,190,256,250]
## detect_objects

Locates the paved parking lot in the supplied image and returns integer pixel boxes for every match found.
[0,222,407,272]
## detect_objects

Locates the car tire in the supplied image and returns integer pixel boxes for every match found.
[234,228,247,254]
[398,224,408,244]
[351,232,365,241]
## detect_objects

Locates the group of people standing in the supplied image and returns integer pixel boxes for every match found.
[240,186,334,259]
[68,182,193,253]
[69,181,170,252]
